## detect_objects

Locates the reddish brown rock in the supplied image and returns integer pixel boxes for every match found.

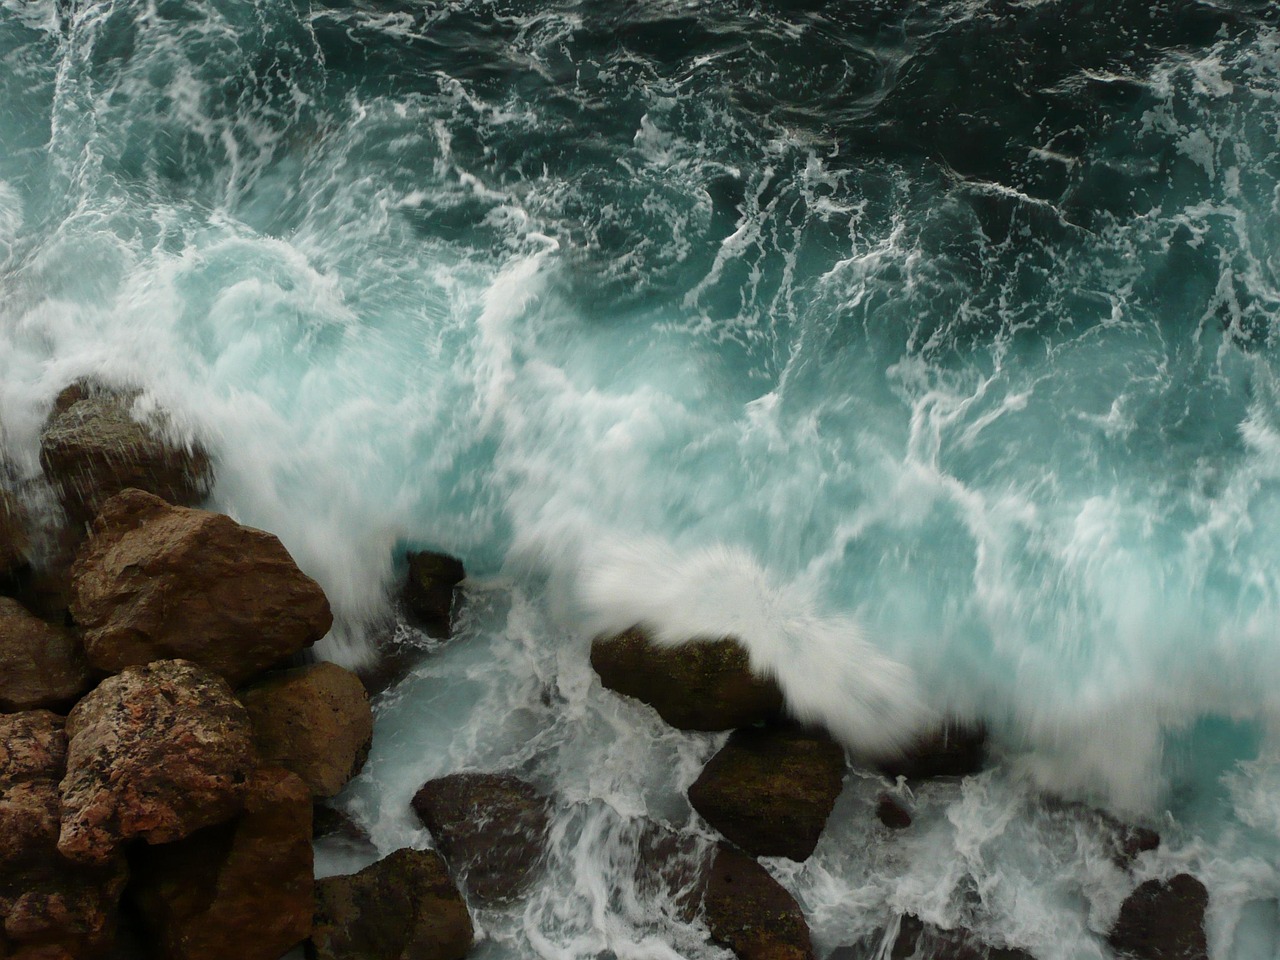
[0,599,91,713]
[590,627,784,731]
[69,489,332,684]
[402,551,465,638]
[239,662,373,799]
[39,382,212,525]
[688,727,846,861]
[410,773,551,903]
[0,712,67,784]
[129,766,313,960]
[701,845,814,960]
[310,847,472,960]
[0,488,29,581]
[874,722,987,781]
[58,660,255,866]
[1107,874,1208,960]
[889,915,1035,960]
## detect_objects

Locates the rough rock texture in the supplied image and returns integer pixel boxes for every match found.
[1107,874,1208,960]
[687,727,846,861]
[310,847,472,960]
[874,722,987,781]
[410,773,551,903]
[876,795,912,830]
[59,660,255,865]
[129,766,313,960]
[701,845,814,960]
[0,488,29,581]
[69,489,333,684]
[590,627,784,731]
[402,552,465,638]
[39,382,212,525]
[0,599,91,713]
[632,823,707,921]
[239,663,373,799]
[889,915,1036,960]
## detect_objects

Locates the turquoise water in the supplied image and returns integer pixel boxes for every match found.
[4,1,1280,956]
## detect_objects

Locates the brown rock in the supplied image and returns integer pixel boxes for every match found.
[889,915,1036,959]
[0,488,29,582]
[69,489,332,684]
[239,663,373,799]
[313,806,369,844]
[59,660,255,865]
[874,722,987,781]
[590,627,784,731]
[876,795,912,830]
[688,727,845,861]
[310,847,472,960]
[701,845,814,960]
[402,552,465,638]
[0,599,91,713]
[410,773,551,903]
[1107,874,1208,960]
[39,382,212,525]
[0,712,67,784]
[129,766,313,960]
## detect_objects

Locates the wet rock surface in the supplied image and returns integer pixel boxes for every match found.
[701,845,814,960]
[590,627,784,731]
[310,847,472,960]
[688,727,846,861]
[129,766,313,960]
[411,772,552,903]
[70,489,332,684]
[889,915,1036,960]
[0,598,91,713]
[239,662,373,799]
[0,487,29,582]
[1107,874,1208,960]
[876,794,913,830]
[873,722,987,781]
[59,660,255,865]
[402,551,465,638]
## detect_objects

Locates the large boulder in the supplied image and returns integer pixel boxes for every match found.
[410,773,551,904]
[1107,874,1208,960]
[69,489,332,684]
[873,722,987,781]
[39,382,212,525]
[687,727,846,861]
[0,598,91,713]
[310,847,472,960]
[701,845,814,960]
[0,487,29,582]
[129,766,313,960]
[239,663,373,799]
[58,660,256,866]
[590,627,784,731]
[402,551,465,638]
[888,915,1035,959]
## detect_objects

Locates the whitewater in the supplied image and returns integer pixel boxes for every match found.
[4,0,1280,956]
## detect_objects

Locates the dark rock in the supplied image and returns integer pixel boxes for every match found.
[874,723,987,781]
[0,488,29,582]
[313,806,369,844]
[0,598,91,713]
[590,627,784,731]
[876,795,912,830]
[129,766,313,960]
[239,662,373,799]
[402,552,465,638]
[410,773,551,903]
[632,822,706,921]
[39,382,212,525]
[59,660,256,865]
[310,847,472,960]
[889,915,1036,959]
[688,727,845,861]
[1107,874,1208,960]
[701,845,814,960]
[69,489,333,684]
[1114,827,1161,870]
[0,712,67,784]
[1039,799,1160,872]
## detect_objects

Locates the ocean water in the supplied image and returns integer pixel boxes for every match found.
[4,0,1280,956]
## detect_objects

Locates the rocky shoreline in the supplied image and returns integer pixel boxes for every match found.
[1,381,1208,960]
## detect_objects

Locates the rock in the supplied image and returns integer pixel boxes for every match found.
[310,847,472,960]
[590,627,784,731]
[129,766,313,960]
[313,806,369,844]
[0,712,67,784]
[874,722,987,781]
[687,727,845,861]
[410,773,551,903]
[39,382,212,525]
[0,599,91,713]
[0,488,29,582]
[633,822,706,921]
[59,660,256,865]
[701,845,814,960]
[239,662,373,799]
[69,489,332,684]
[889,915,1035,960]
[1107,874,1208,960]
[402,552,465,638]
[876,795,912,830]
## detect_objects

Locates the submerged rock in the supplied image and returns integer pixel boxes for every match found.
[70,489,332,684]
[701,845,814,960]
[39,381,213,525]
[688,727,845,861]
[888,915,1036,960]
[239,662,373,799]
[402,551,465,638]
[58,660,255,865]
[876,794,913,830]
[873,722,987,781]
[0,598,91,713]
[129,766,313,960]
[410,772,552,904]
[590,627,784,731]
[1107,874,1208,960]
[310,847,472,960]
